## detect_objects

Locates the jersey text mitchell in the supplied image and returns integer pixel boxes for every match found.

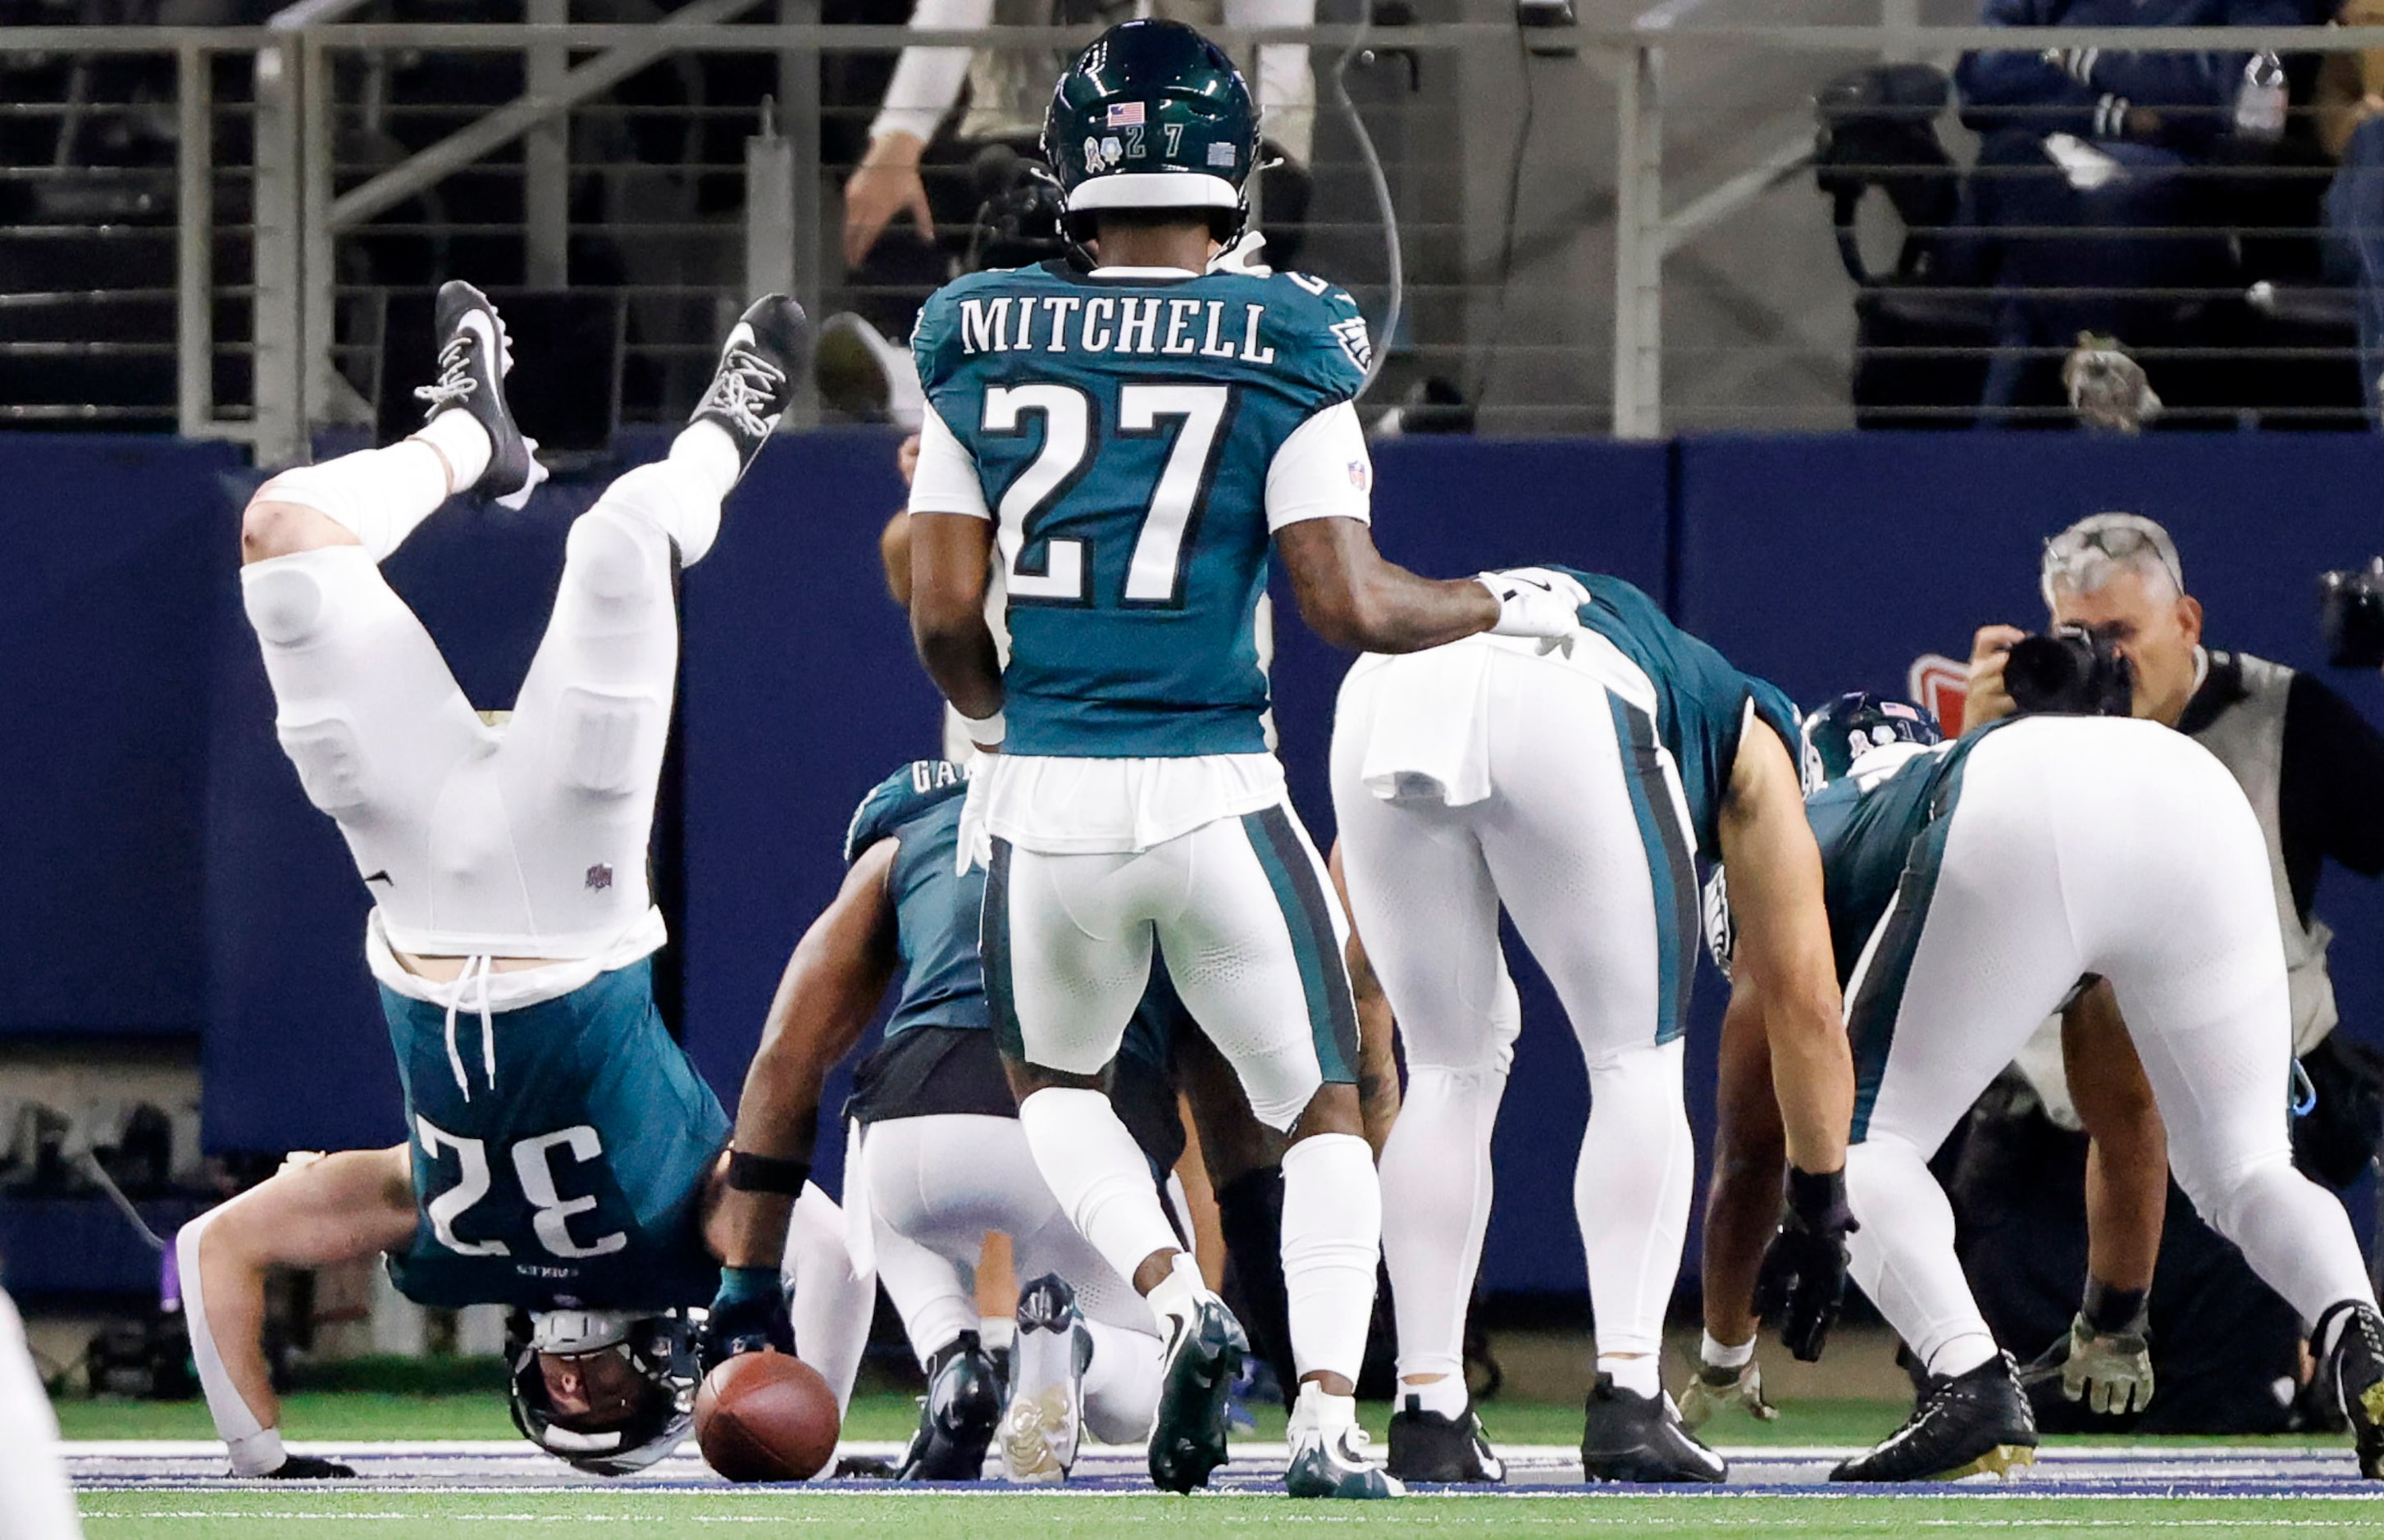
[958,294,1278,363]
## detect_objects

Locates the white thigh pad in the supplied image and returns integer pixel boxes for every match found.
[241,558,329,646]
[552,686,662,796]
[275,713,372,814]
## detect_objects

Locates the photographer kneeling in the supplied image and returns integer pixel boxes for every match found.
[1957,513,2384,1433]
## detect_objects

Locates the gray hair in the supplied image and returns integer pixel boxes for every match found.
[2040,512,2185,609]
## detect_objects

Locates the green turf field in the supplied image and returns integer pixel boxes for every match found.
[69,1490,2384,1538]
[52,1387,1918,1447]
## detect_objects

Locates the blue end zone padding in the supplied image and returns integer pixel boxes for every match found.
[0,435,241,1037]
[15,427,2381,1298]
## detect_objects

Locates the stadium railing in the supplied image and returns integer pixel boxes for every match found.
[8,13,2384,452]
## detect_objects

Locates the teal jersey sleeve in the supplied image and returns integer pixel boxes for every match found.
[846,760,970,865]
[909,261,1376,757]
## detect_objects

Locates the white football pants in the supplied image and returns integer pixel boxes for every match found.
[1332,640,1701,1378]
[240,458,718,957]
[858,1113,1161,1442]
[1844,717,2377,1375]
[0,1288,82,1539]
[983,804,1358,1131]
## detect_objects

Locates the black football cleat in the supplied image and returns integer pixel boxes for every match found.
[1386,1395,1505,1483]
[1831,1353,2039,1483]
[2319,1301,2384,1478]
[692,294,809,479]
[894,1330,1002,1481]
[1146,1292,1248,1493]
[413,280,545,509]
[259,1454,355,1479]
[1579,1375,1725,1484]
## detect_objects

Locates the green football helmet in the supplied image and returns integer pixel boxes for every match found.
[1042,18,1259,240]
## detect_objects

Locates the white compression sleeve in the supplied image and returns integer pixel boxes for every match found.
[1015,1087,1181,1313]
[1575,1037,1694,1364]
[0,1287,82,1539]
[782,1184,878,1417]
[1280,1132,1382,1384]
[1078,1317,1164,1445]
[176,1210,288,1477]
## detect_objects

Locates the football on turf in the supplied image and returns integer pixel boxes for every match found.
[693,1351,841,1482]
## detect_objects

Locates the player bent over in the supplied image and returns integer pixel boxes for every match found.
[1704,697,2384,1482]
[178,284,873,1478]
[904,19,1582,1499]
[1329,569,1855,1484]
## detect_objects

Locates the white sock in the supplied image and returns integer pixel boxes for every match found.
[1280,1132,1381,1385]
[254,440,454,563]
[1017,1088,1183,1304]
[1701,1330,1755,1372]
[781,1184,876,1417]
[1599,1353,1662,1399]
[1291,1381,1359,1437]
[1401,1374,1469,1418]
[1380,1064,1504,1386]
[1575,1040,1693,1361]
[1926,1333,1999,1380]
[414,408,493,491]
[669,419,744,501]
[1080,1317,1164,1444]
[175,1209,286,1476]
[590,455,727,566]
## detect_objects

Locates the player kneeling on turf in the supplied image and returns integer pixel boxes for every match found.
[1701,695,2384,1483]
[179,285,876,1479]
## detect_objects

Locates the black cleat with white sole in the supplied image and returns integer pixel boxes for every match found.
[893,1331,1002,1481]
[414,280,545,509]
[1146,1294,1247,1493]
[1830,1353,2038,1483]
[1579,1376,1726,1484]
[2318,1301,2384,1478]
[1387,1395,1505,1483]
[692,294,809,478]
[259,1455,356,1479]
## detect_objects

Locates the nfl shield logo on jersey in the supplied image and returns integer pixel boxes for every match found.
[1907,654,1968,736]
[585,863,613,892]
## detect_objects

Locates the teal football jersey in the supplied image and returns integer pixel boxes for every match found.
[1548,568,1801,854]
[845,759,1189,1062]
[383,959,727,1313]
[914,260,1371,758]
[1803,722,2017,987]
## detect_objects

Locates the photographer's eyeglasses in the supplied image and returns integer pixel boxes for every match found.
[2041,516,2184,598]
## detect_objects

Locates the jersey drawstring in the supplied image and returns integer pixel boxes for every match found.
[442,955,498,1100]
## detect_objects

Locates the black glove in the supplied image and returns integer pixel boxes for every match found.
[261,1454,356,1479]
[1753,1166,1857,1363]
[699,1265,794,1376]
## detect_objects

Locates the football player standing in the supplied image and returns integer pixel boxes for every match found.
[902,18,1580,1498]
[1329,569,1854,1484]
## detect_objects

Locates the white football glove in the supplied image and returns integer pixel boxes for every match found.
[1475,567,1589,656]
[954,774,992,877]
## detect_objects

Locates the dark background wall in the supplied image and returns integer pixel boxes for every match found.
[11,430,2382,1296]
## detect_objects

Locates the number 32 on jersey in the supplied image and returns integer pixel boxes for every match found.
[982,381,1230,610]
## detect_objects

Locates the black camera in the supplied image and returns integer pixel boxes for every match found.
[2319,560,2384,669]
[2003,624,2134,717]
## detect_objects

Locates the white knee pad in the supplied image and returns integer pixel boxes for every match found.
[590,459,722,567]
[276,714,372,814]
[563,503,672,609]
[240,556,332,647]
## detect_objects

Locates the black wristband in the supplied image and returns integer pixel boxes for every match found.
[1784,1165,1848,1230]
[2082,1278,2148,1335]
[726,1150,810,1196]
